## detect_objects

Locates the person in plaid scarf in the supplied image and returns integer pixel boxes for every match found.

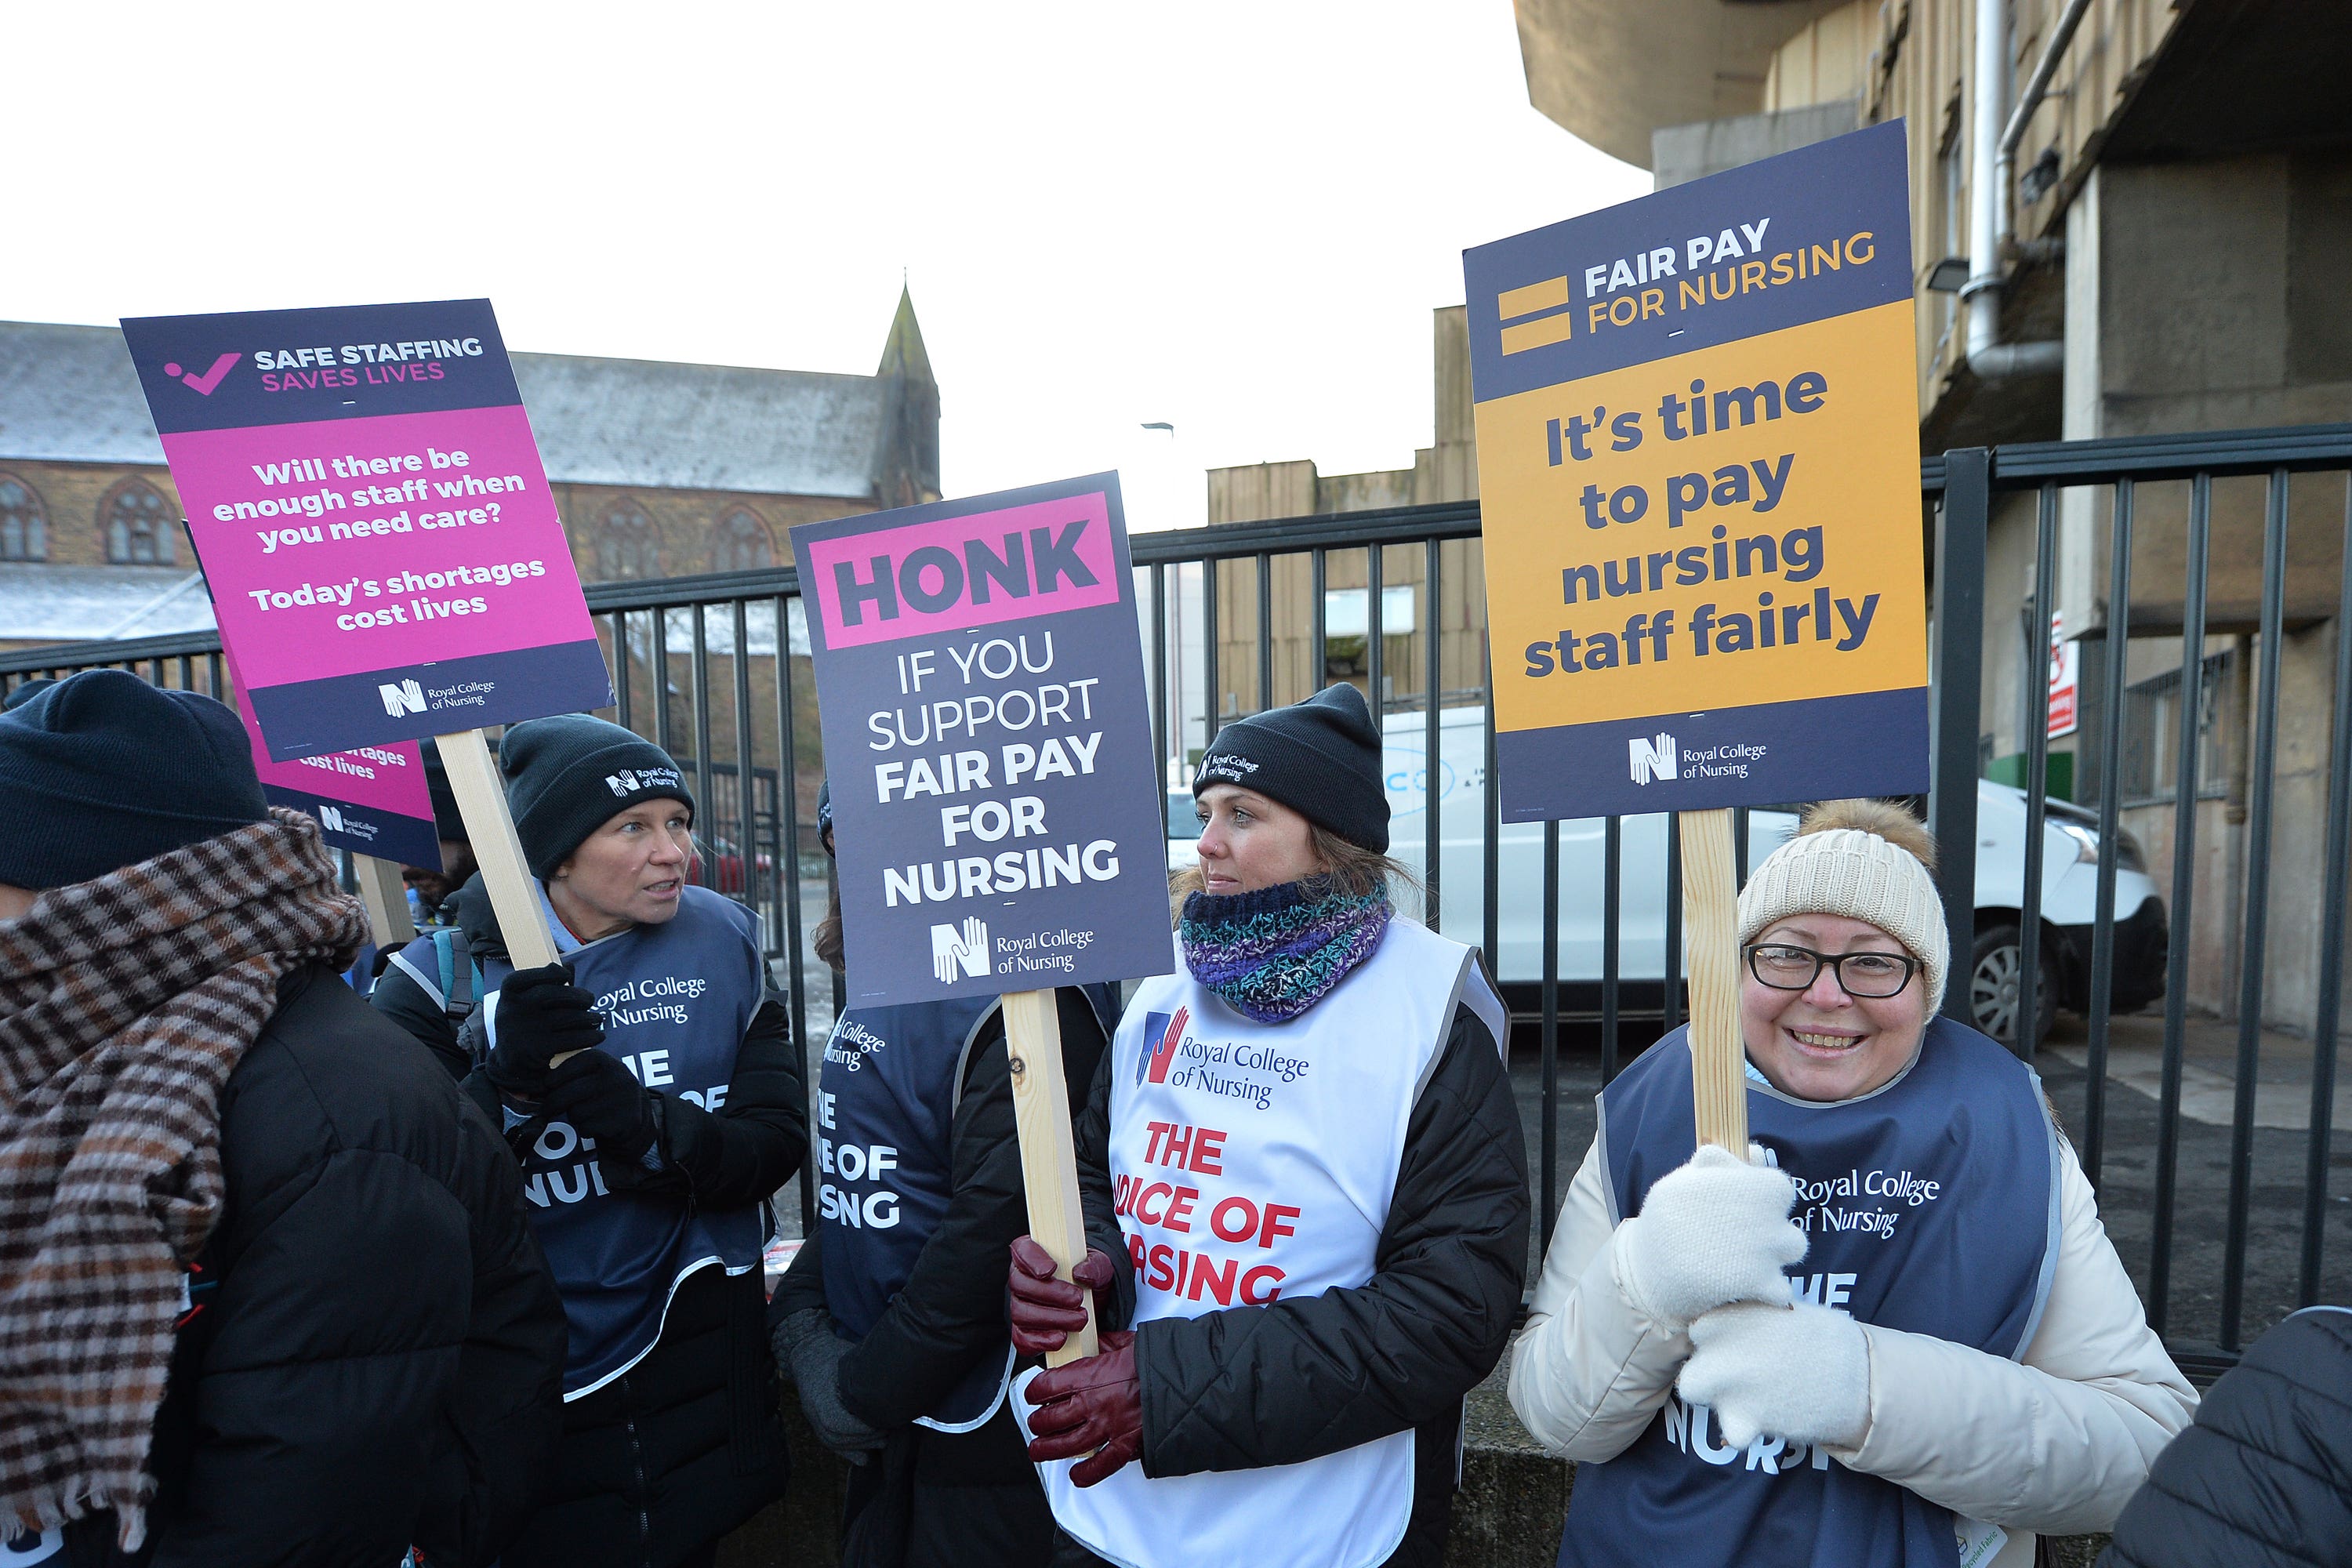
[0,671,566,1567]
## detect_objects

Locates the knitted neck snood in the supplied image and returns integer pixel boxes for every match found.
[1178,878,1392,1023]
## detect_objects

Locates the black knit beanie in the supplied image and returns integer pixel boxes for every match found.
[2,678,55,712]
[0,669,269,890]
[499,715,694,878]
[1192,682,1388,852]
[419,738,467,844]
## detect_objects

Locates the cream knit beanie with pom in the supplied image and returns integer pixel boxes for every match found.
[1737,803,1949,1014]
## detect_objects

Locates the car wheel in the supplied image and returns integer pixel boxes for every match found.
[1970,923,2057,1047]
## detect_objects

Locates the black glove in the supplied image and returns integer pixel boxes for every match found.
[485,962,602,1102]
[541,1047,657,1163]
[771,1307,884,1463]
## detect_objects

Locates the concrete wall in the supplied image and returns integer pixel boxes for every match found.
[1651,100,1857,191]
[2045,151,2352,1034]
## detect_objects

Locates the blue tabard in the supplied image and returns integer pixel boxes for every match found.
[1559,1017,2061,1568]
[483,884,768,1399]
[816,983,1119,1431]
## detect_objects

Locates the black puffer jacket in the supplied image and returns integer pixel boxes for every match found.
[1061,1000,1529,1567]
[55,964,566,1567]
[2100,1305,2352,1567]
[441,907,806,1568]
[770,986,1116,1564]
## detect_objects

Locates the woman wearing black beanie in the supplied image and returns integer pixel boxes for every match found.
[374,712,806,1568]
[1003,681,1531,1568]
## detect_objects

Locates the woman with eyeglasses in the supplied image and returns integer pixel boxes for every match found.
[1510,799,2194,1568]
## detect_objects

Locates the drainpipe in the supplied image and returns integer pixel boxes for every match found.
[1962,0,2091,379]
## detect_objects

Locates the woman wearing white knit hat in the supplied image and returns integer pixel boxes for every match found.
[1510,799,2195,1568]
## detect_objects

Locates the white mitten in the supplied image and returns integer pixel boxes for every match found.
[1611,1144,1806,1330]
[1679,1301,1870,1450]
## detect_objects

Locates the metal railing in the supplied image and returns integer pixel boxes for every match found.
[9,421,2352,1375]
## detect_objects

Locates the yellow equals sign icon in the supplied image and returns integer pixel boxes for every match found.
[1497,275,1575,354]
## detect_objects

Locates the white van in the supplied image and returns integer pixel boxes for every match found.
[1166,705,2169,1046]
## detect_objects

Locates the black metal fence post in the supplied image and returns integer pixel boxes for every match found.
[2016,485,2058,1059]
[2221,470,2292,1352]
[2302,477,2352,1305]
[2083,480,2135,1188]
[2149,471,2215,1335]
[1933,449,1990,1020]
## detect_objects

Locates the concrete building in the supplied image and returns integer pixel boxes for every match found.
[1200,306,1490,739]
[1505,0,2352,1033]
[0,292,940,648]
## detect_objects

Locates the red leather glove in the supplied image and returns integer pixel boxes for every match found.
[1008,1235,1116,1357]
[1023,1329,1141,1486]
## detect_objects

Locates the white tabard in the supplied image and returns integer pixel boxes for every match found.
[1017,917,1508,1568]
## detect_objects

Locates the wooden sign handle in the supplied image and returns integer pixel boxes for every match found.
[1003,988,1099,1367]
[1679,808,1749,1156]
[434,728,563,982]
[354,855,417,949]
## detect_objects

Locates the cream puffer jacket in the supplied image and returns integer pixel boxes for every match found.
[1509,1131,2196,1568]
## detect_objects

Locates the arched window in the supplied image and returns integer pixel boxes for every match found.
[710,507,774,572]
[103,477,175,564]
[596,499,660,579]
[0,473,46,561]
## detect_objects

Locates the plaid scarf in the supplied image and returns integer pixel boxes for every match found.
[0,810,365,1548]
[1178,878,1392,1023]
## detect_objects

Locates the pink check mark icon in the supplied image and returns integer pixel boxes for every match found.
[162,353,241,395]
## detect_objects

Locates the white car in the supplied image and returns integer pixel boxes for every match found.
[1167,705,2167,1045]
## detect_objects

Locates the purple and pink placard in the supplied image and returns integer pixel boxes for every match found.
[220,646,444,869]
[119,299,611,761]
[790,474,1171,1007]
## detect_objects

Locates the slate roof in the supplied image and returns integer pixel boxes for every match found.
[0,563,216,644]
[0,319,913,501]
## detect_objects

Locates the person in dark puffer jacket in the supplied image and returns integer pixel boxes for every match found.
[0,672,564,1568]
[427,716,806,1568]
[1004,684,1529,1568]
[768,783,1120,1566]
[2100,1305,2352,1568]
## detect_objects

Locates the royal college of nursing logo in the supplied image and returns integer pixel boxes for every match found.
[1629,731,1677,785]
[1136,1006,1188,1085]
[931,916,990,983]
[378,678,426,717]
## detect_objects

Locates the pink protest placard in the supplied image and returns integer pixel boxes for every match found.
[223,646,443,869]
[120,299,612,760]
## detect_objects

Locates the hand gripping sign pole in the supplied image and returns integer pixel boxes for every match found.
[1004,990,1099,1364]
[793,475,1174,1369]
[121,298,608,990]
[1463,124,1932,1158]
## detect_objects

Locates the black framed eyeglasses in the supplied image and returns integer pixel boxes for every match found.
[1744,943,1921,999]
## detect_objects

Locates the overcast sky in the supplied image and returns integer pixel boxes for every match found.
[2,2,1644,532]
